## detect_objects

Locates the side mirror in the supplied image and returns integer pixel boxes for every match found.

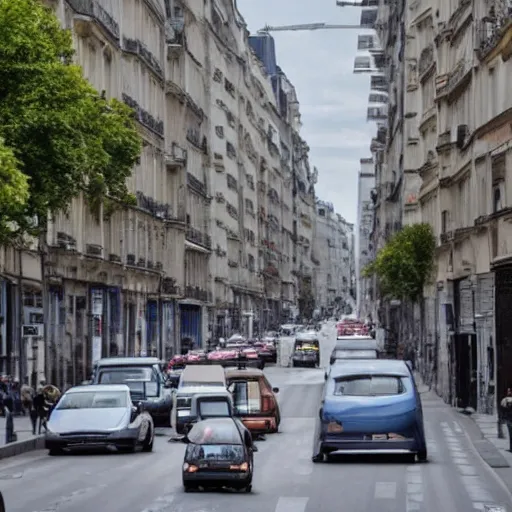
[228,383,235,393]
[252,444,259,452]
[329,358,335,366]
[272,387,279,393]
[319,407,323,421]
[136,401,144,414]
[324,372,328,381]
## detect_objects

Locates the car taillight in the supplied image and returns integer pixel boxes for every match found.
[183,463,198,473]
[261,395,273,412]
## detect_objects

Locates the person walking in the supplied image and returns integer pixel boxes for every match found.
[500,387,512,452]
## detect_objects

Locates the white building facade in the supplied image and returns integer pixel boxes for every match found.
[0,0,320,386]
[356,158,375,320]
[314,201,355,316]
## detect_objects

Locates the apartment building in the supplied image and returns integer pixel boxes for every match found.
[356,159,375,320]
[0,0,319,385]
[314,201,355,315]
[351,0,512,414]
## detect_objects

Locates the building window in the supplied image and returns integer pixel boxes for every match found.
[441,210,449,234]
[318,209,325,217]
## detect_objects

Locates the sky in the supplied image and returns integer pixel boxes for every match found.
[236,0,376,223]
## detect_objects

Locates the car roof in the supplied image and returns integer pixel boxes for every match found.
[187,418,243,445]
[224,368,264,378]
[95,357,161,367]
[295,332,319,341]
[334,338,377,350]
[181,364,226,382]
[329,360,411,379]
[66,384,130,393]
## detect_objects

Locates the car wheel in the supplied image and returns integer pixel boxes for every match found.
[48,447,63,456]
[312,452,326,463]
[244,484,252,493]
[142,428,154,452]
[417,449,427,462]
[292,362,296,368]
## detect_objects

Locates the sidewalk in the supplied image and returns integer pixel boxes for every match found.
[0,414,38,446]
[414,372,512,470]
[472,412,512,467]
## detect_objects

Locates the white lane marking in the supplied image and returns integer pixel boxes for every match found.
[406,465,424,512]
[275,497,309,512]
[140,494,174,512]
[374,482,397,499]
[461,476,494,503]
[453,421,463,433]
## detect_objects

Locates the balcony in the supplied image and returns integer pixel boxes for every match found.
[436,59,472,99]
[165,142,187,168]
[123,37,163,78]
[187,172,207,197]
[166,18,185,58]
[184,286,209,302]
[68,0,119,41]
[418,45,434,80]
[367,106,387,121]
[476,12,512,62]
[121,94,164,137]
[370,75,388,91]
[185,226,212,250]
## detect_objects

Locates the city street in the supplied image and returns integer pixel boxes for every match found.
[1,328,512,512]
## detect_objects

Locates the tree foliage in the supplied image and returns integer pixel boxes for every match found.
[0,0,141,241]
[0,137,29,240]
[363,223,436,302]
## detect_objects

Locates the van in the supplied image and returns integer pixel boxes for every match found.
[173,364,227,434]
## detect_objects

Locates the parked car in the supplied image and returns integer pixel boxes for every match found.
[45,384,154,455]
[89,357,173,426]
[182,418,256,492]
[313,360,427,463]
[225,367,280,434]
[329,337,379,366]
[291,331,320,367]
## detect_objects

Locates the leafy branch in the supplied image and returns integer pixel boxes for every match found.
[0,0,141,239]
[363,223,436,302]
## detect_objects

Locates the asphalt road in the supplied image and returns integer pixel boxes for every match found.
[2,327,512,511]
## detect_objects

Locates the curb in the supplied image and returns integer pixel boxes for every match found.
[0,436,45,461]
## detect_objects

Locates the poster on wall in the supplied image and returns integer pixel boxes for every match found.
[91,289,103,364]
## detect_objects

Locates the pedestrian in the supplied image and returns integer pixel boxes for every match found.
[33,387,50,434]
[500,387,512,452]
[20,379,34,416]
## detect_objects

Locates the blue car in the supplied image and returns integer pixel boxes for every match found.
[312,359,427,463]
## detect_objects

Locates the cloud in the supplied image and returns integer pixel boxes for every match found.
[305,128,375,150]
[237,0,371,223]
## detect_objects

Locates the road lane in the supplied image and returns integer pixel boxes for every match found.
[1,351,512,511]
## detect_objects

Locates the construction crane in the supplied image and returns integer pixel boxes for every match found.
[257,22,374,34]
[336,0,379,6]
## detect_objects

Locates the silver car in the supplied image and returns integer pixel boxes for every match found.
[45,384,154,455]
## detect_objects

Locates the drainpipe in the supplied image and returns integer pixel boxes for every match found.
[17,248,23,382]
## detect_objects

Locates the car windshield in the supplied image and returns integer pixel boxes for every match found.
[56,390,128,410]
[186,444,244,462]
[199,400,230,417]
[334,350,377,359]
[97,367,159,397]
[188,420,241,444]
[333,375,405,396]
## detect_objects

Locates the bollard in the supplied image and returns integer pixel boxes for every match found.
[4,406,17,444]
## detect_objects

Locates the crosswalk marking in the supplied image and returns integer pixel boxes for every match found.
[374,482,397,499]
[275,497,309,512]
[406,465,424,512]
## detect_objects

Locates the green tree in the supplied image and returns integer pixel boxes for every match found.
[0,0,141,237]
[363,223,436,302]
[0,137,29,242]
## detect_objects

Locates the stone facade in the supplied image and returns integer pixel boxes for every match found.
[0,0,322,386]
[351,0,512,414]
[313,201,355,316]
